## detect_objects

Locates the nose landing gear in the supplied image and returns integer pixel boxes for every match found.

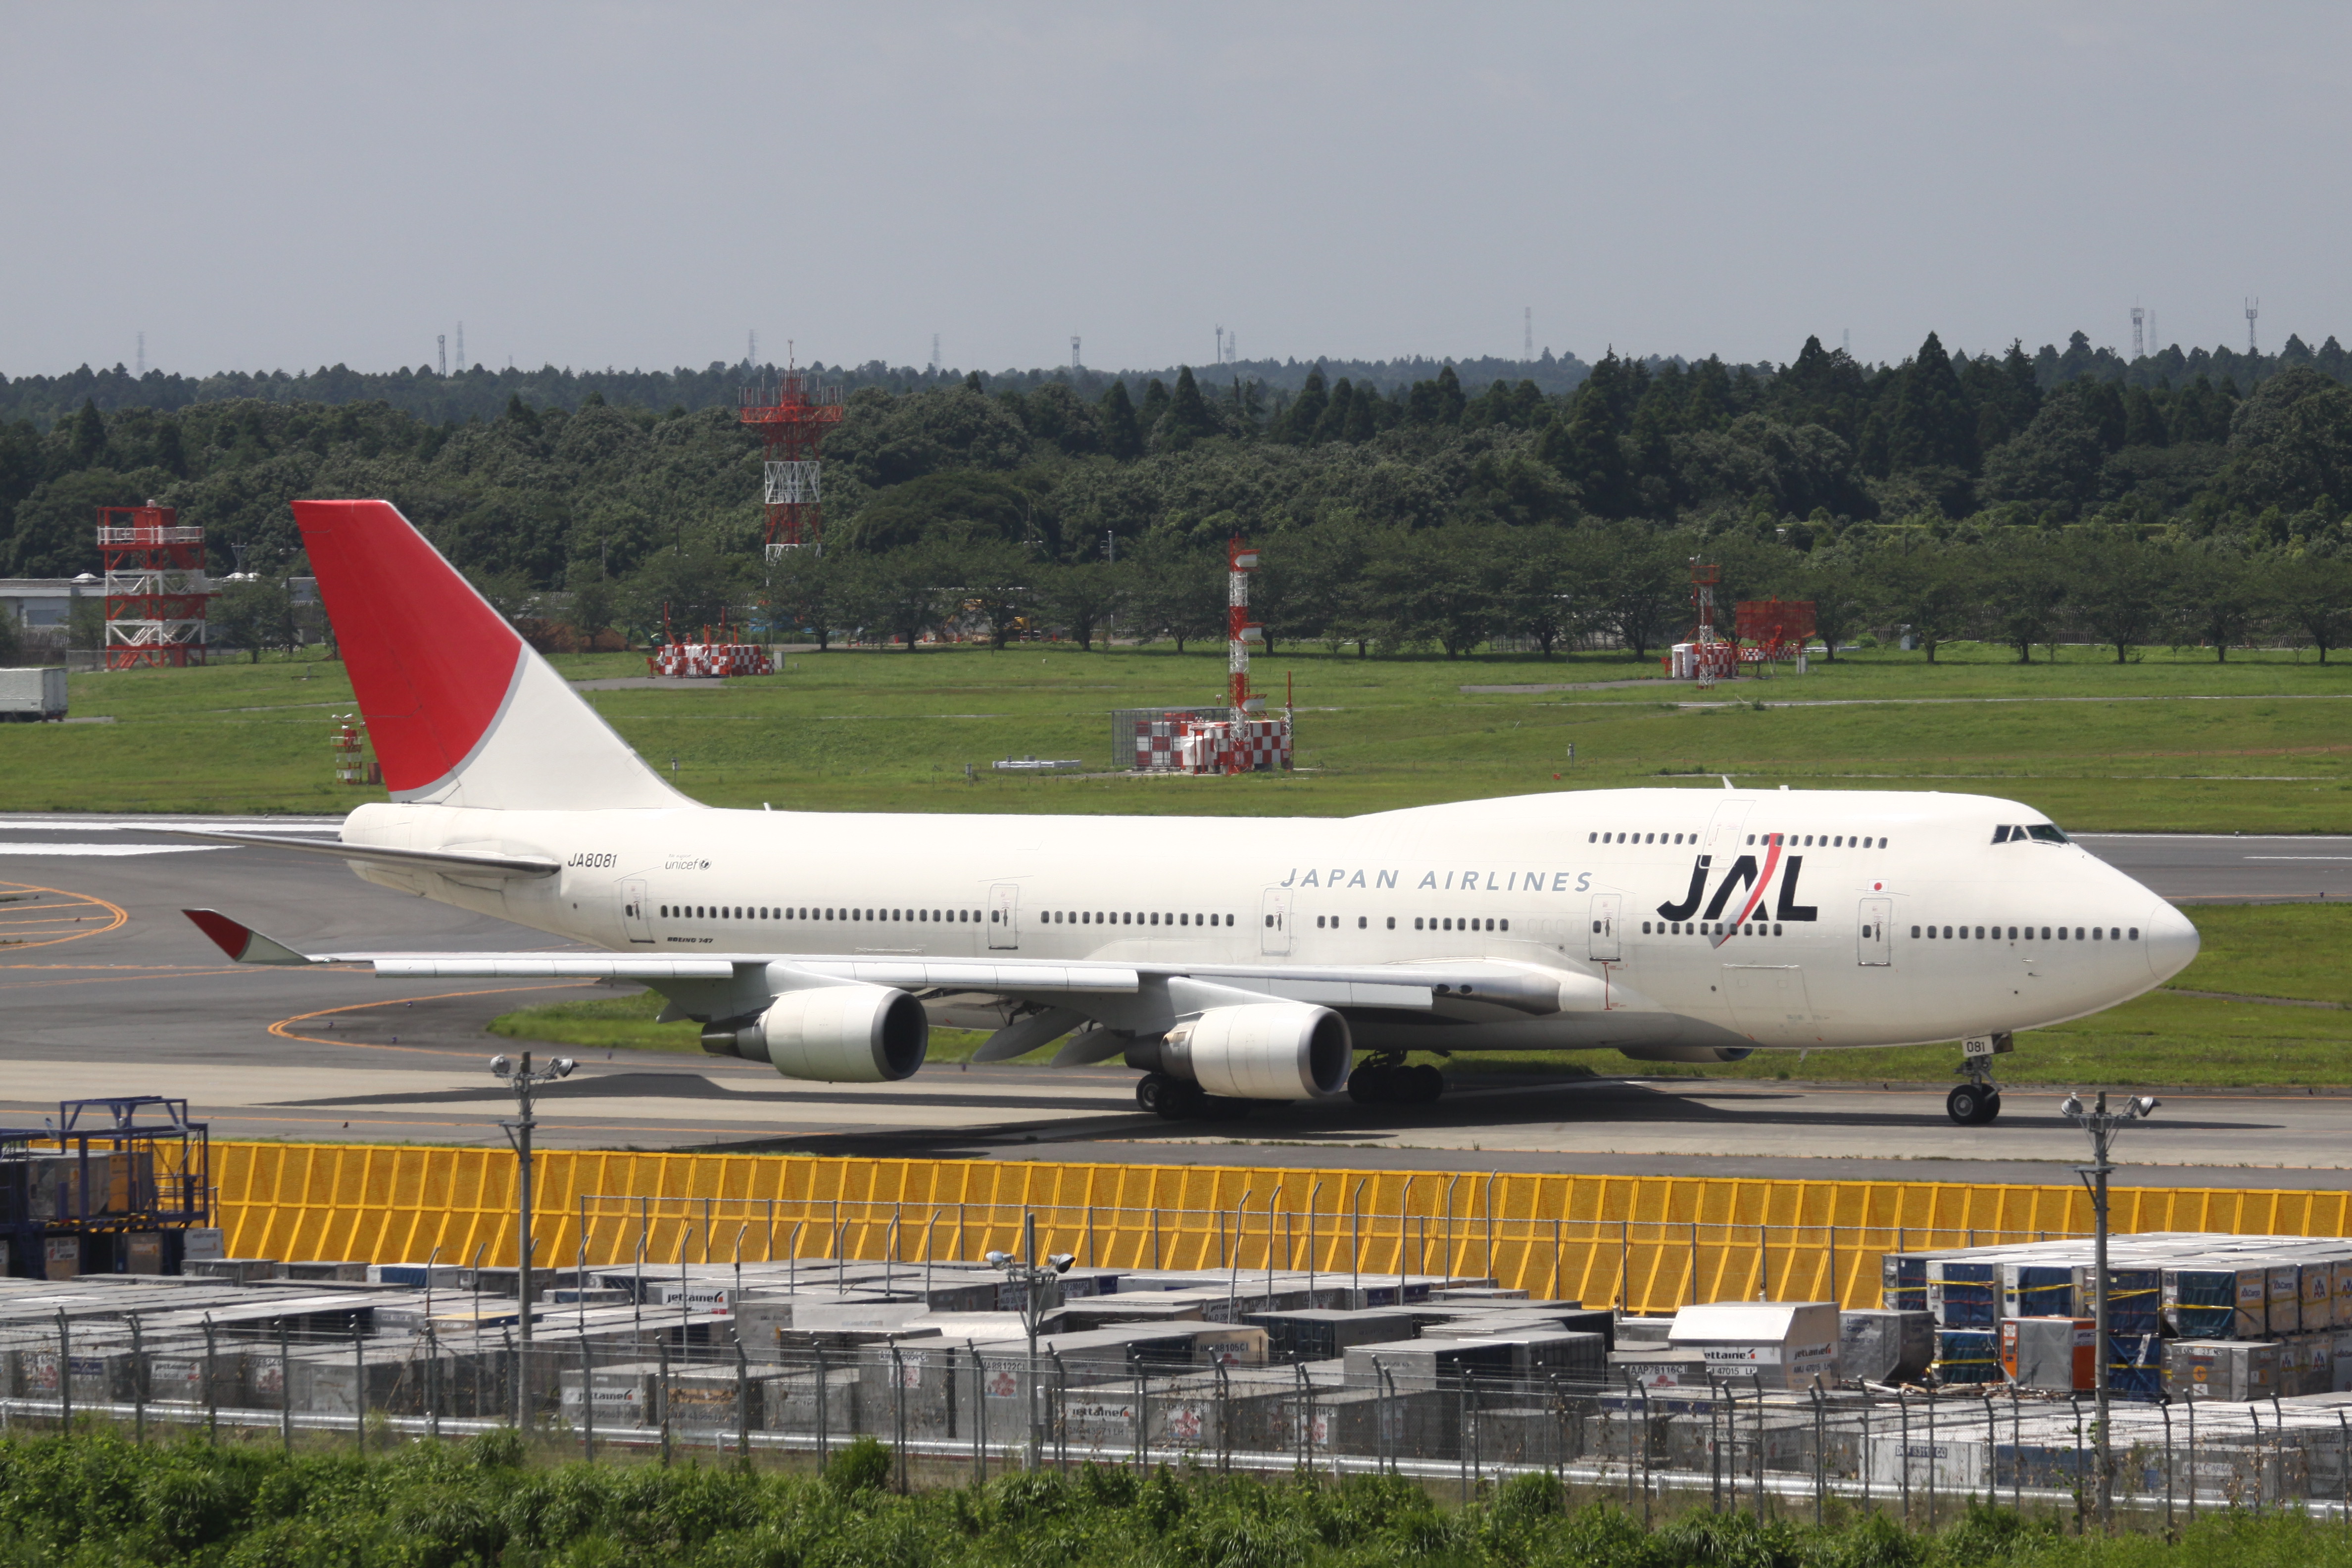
[1946,1033,2012,1125]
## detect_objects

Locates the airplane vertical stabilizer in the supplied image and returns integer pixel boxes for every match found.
[292,499,690,812]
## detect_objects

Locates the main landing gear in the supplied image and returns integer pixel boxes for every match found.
[1347,1056,1445,1106]
[1136,1072,1253,1122]
[1946,1081,2001,1126]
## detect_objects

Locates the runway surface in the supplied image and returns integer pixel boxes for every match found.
[2,814,2347,1184]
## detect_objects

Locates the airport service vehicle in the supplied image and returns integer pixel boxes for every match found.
[0,667,67,722]
[184,501,2199,1127]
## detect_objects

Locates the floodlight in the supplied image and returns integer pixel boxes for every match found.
[2059,1094,2083,1119]
[553,1059,576,1078]
[1049,1253,1076,1273]
[984,1250,1013,1268]
[490,1055,513,1078]
[2131,1096,2159,1117]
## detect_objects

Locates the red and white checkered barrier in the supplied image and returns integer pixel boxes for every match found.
[1175,717,1291,775]
[648,642,773,678]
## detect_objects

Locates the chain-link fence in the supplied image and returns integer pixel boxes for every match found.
[7,1305,2352,1526]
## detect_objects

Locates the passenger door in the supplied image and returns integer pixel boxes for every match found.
[618,878,651,944]
[1260,888,1292,956]
[987,883,1020,950]
[1588,893,1622,962]
[1858,897,1892,967]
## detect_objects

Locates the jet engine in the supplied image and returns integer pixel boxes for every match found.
[1151,1003,1353,1100]
[1617,1045,1755,1064]
[701,984,929,1082]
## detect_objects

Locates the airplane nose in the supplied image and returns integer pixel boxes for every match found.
[2144,902,2199,982]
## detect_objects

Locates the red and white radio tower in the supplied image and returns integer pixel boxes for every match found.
[1227,538,1264,724]
[98,503,209,668]
[738,349,845,558]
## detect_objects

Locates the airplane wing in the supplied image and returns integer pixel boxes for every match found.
[178,909,1583,1014]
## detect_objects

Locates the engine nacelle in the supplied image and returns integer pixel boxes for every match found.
[1155,1003,1352,1100]
[1617,1045,1755,1064]
[701,985,928,1082]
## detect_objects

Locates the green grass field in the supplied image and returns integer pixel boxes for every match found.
[3,637,2350,827]
[491,904,2352,1091]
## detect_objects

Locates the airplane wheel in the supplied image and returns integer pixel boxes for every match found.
[1200,1095,1254,1121]
[1947,1083,1993,1126]
[1407,1065,1445,1104]
[1347,1065,1391,1104]
[1972,1092,2002,1126]
[1136,1073,1175,1116]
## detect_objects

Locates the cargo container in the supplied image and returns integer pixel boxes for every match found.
[2002,1317,2094,1392]
[1667,1301,1839,1391]
[1839,1310,1933,1385]
[2165,1338,2281,1401]
[1243,1309,1414,1363]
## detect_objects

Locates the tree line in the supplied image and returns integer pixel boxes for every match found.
[0,325,2347,667]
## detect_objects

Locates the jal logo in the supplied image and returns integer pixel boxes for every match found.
[1655,840,1818,946]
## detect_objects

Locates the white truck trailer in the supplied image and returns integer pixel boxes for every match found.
[0,668,68,722]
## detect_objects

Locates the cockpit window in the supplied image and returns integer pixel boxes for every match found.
[2025,824,2069,844]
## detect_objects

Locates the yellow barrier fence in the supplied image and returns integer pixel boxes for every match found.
[213,1142,2352,1314]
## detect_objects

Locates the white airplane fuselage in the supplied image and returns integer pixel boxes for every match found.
[344,783,2197,1057]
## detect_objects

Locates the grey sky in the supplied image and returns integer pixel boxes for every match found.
[5,2,2346,379]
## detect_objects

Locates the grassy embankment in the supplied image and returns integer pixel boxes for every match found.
[3,637,2349,828]
[494,903,2352,1091]
[0,1427,2336,1567]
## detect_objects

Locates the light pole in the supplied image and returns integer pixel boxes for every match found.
[491,1051,575,1427]
[2059,1089,2158,1532]
[986,1213,1073,1469]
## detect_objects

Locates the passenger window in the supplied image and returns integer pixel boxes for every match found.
[2075,927,2085,940]
[1415,918,1424,931]
[1386,917,1396,930]
[1911,926,1921,938]
[2129,927,2139,940]
[1587,833,1596,842]
[1499,919,1509,931]
[2058,927,2067,940]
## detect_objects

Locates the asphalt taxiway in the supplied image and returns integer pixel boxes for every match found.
[2,815,2346,1184]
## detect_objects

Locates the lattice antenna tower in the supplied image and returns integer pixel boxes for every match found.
[98,501,209,668]
[1214,326,1224,364]
[747,329,757,367]
[2130,306,2144,360]
[738,340,844,559]
[437,335,446,376]
[2246,298,2259,354]
[1071,336,1081,372]
[930,334,940,375]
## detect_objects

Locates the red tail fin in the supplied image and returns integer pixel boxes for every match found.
[293,500,684,811]
[294,500,519,794]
